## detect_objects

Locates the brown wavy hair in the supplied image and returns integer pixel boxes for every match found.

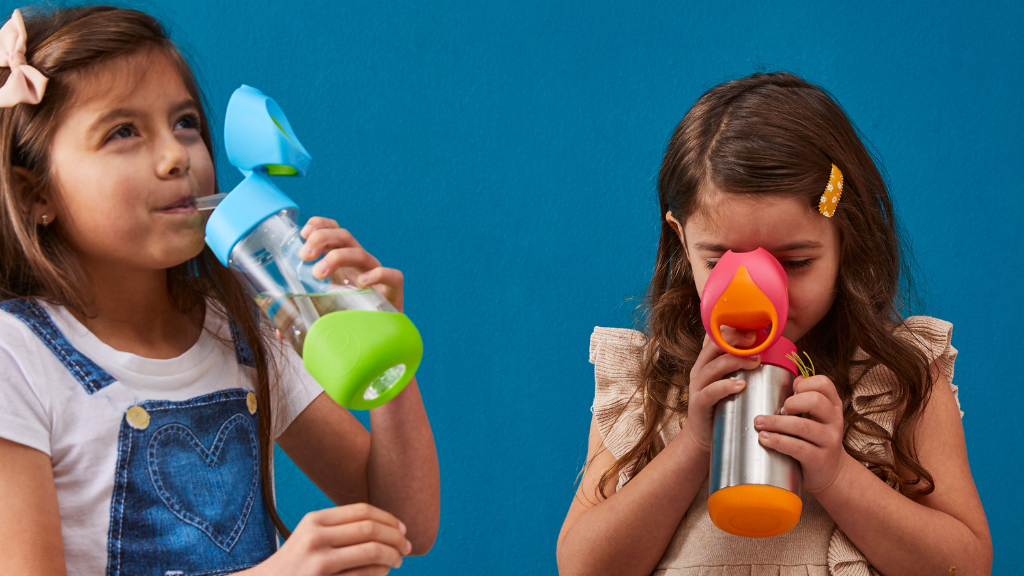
[0,6,291,538]
[598,72,936,499]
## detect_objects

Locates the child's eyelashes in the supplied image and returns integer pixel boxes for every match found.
[106,123,137,142]
[174,112,201,131]
[782,259,812,270]
[102,113,200,144]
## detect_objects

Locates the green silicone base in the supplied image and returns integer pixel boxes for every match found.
[302,310,423,410]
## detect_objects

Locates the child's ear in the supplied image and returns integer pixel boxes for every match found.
[12,166,55,226]
[665,210,689,261]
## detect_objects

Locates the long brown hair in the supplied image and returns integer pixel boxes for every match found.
[599,72,935,499]
[0,5,291,538]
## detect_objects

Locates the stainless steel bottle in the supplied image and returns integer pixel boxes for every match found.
[708,352,803,537]
[699,248,803,537]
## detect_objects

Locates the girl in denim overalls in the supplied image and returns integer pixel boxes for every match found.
[0,6,439,576]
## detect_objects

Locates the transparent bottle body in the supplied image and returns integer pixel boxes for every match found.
[227,209,398,360]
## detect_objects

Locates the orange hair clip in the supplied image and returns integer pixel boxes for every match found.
[818,164,843,218]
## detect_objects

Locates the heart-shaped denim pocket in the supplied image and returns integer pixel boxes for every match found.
[146,414,259,553]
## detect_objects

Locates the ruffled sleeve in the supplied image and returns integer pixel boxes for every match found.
[590,327,648,487]
[901,316,960,416]
[846,315,960,463]
[828,315,958,576]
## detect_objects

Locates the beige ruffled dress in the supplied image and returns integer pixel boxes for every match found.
[589,316,960,576]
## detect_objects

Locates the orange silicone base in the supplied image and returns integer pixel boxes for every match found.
[707,484,803,538]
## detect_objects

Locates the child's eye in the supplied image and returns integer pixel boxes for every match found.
[703,259,719,270]
[174,113,201,131]
[107,124,136,141]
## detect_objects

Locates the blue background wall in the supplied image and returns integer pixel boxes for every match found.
[32,0,1024,573]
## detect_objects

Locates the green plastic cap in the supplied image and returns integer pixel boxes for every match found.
[302,310,423,410]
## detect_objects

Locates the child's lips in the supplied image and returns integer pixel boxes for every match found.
[158,205,198,214]
[158,194,198,213]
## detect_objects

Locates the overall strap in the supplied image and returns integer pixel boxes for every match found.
[0,298,116,394]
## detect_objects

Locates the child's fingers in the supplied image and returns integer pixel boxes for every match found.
[300,227,362,260]
[307,503,404,531]
[782,392,840,425]
[693,328,757,375]
[300,216,342,239]
[685,377,746,451]
[697,378,747,407]
[757,429,816,463]
[692,336,728,375]
[753,414,832,448]
[719,326,758,350]
[357,267,404,291]
[700,327,757,352]
[793,375,842,409]
[322,541,404,571]
[692,353,760,393]
[313,248,381,280]
[323,519,412,556]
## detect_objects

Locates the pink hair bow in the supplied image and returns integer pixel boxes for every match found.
[0,9,47,107]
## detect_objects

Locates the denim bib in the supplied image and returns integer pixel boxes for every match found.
[0,299,278,576]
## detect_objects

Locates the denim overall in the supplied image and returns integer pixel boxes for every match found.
[0,299,278,576]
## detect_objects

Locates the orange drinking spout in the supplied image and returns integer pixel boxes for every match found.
[708,266,779,356]
[700,249,789,357]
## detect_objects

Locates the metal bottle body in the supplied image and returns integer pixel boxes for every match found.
[710,363,802,496]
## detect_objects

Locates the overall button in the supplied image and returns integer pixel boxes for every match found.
[126,406,150,430]
[247,392,258,414]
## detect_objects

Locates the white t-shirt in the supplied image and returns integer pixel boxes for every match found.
[0,299,324,576]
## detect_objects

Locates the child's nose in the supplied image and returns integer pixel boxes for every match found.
[156,138,190,178]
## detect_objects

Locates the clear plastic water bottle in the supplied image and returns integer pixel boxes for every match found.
[205,86,422,410]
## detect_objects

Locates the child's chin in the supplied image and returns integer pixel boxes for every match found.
[163,239,207,267]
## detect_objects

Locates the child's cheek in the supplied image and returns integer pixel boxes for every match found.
[788,272,838,337]
[783,278,814,340]
[190,145,216,195]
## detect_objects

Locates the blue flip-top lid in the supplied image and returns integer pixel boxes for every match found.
[225,85,311,177]
[205,85,311,266]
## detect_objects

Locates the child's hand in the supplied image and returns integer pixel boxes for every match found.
[752,374,855,494]
[681,328,762,453]
[254,503,412,576]
[299,216,405,312]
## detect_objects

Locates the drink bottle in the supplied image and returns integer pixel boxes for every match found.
[701,248,802,537]
[204,85,423,410]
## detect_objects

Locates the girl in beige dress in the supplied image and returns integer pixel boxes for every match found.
[557,72,991,576]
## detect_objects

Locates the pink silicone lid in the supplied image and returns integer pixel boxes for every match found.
[759,336,798,376]
[699,248,790,357]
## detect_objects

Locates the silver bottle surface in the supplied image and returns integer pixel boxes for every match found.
[710,363,802,495]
